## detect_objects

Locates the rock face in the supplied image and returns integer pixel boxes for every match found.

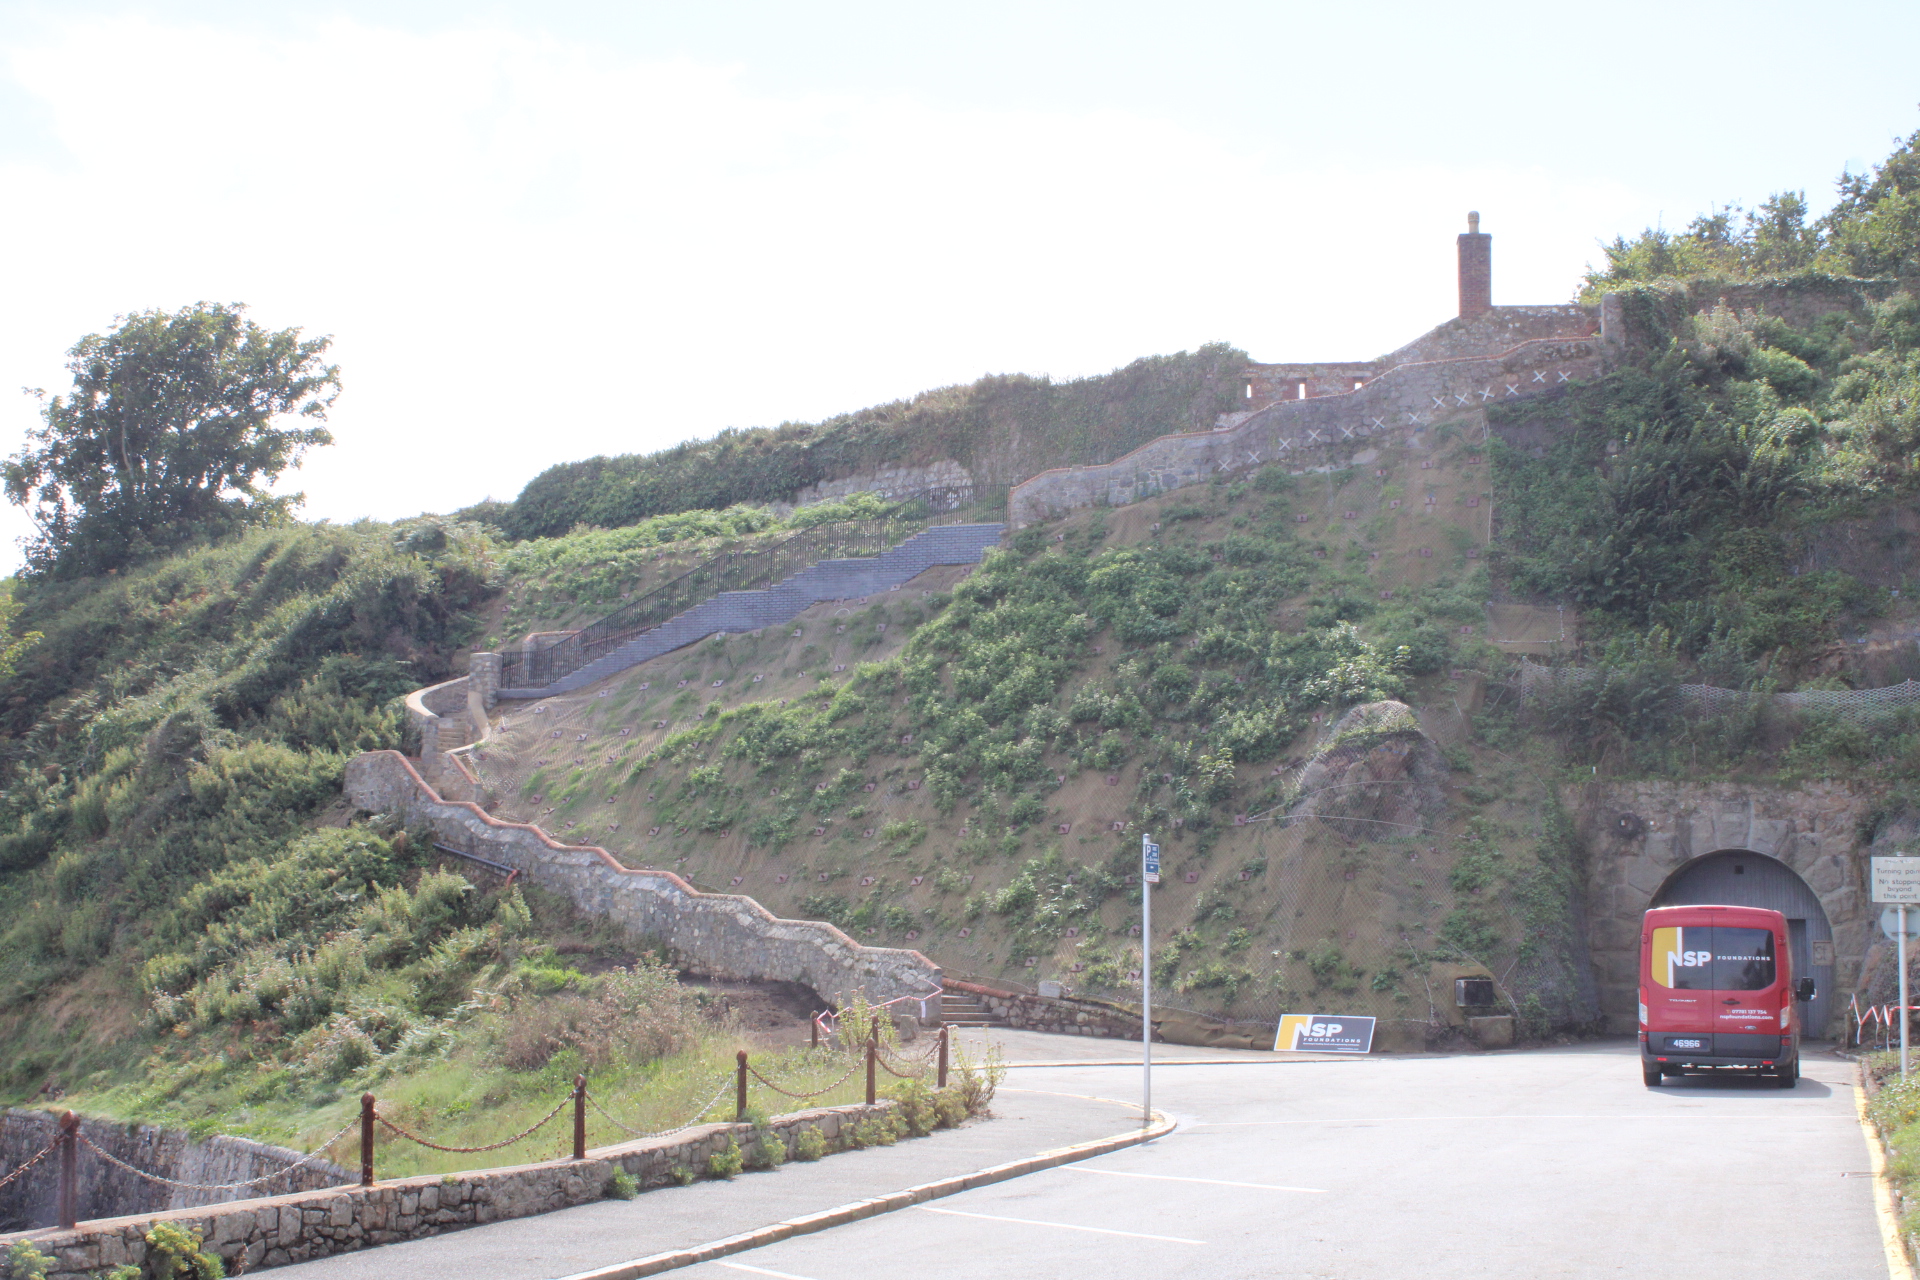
[1287,702,1447,837]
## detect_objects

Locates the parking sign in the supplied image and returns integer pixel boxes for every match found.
[1143,836,1160,884]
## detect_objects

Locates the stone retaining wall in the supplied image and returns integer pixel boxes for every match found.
[0,1111,348,1234]
[2,1103,895,1279]
[346,751,941,1012]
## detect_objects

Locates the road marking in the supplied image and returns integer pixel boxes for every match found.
[1854,1080,1917,1280]
[915,1205,1206,1244]
[718,1266,819,1280]
[1188,1113,1853,1126]
[1063,1166,1326,1193]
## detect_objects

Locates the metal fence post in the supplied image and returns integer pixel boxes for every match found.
[360,1093,376,1188]
[866,1026,877,1106]
[56,1110,78,1230]
[736,1051,749,1121]
[937,1024,950,1090]
[574,1075,587,1160]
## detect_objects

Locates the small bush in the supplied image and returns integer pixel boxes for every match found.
[793,1127,828,1161]
[606,1168,639,1199]
[755,1132,788,1168]
[3,1243,53,1280]
[708,1138,745,1179]
[145,1221,226,1279]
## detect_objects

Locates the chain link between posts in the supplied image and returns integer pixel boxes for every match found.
[376,1093,572,1155]
[0,1135,60,1193]
[73,1118,359,1193]
[585,1073,737,1140]
[746,1055,862,1100]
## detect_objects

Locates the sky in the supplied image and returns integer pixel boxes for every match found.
[0,0,1915,566]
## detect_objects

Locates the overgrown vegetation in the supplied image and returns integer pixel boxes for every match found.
[477,346,1246,539]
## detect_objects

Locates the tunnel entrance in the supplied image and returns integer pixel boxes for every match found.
[1652,849,1835,1037]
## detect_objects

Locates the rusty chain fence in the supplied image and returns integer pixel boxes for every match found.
[2,1027,959,1232]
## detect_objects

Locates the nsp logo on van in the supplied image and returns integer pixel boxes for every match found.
[1275,1013,1376,1053]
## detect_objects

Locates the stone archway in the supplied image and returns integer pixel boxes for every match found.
[1652,850,1836,1036]
[1579,782,1875,1037]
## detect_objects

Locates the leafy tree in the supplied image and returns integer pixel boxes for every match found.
[5,302,339,578]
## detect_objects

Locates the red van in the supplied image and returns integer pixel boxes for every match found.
[1639,904,1816,1088]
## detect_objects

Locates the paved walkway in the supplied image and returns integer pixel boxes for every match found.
[268,1061,1149,1280]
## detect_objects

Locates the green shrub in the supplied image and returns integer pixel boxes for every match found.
[606,1168,640,1199]
[793,1127,829,1161]
[145,1221,226,1280]
[708,1138,745,1179]
[3,1242,53,1280]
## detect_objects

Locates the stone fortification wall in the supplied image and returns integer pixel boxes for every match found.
[1378,305,1596,367]
[345,752,941,1011]
[1,1103,894,1279]
[0,1110,347,1233]
[1009,330,1602,527]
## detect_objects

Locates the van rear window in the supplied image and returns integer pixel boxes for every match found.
[1650,925,1777,991]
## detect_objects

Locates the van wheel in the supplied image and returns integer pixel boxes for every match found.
[1776,1060,1798,1089]
[1642,1062,1662,1087]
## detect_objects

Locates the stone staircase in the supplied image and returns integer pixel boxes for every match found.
[499,522,1004,698]
[938,990,1003,1028]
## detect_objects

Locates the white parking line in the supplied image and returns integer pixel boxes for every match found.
[1064,1166,1327,1193]
[717,1264,820,1280]
[915,1205,1206,1244]
[1189,1113,1852,1126]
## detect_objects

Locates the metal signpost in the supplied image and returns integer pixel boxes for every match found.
[1142,834,1159,1126]
[1872,855,1920,1077]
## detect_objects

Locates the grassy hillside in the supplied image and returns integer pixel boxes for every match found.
[470,440,1599,1046]
[5,124,1920,1136]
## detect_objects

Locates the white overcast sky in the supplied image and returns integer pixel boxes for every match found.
[0,0,1916,568]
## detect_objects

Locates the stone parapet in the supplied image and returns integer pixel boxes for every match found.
[345,751,941,1011]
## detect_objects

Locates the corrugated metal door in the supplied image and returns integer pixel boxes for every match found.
[1653,850,1834,1037]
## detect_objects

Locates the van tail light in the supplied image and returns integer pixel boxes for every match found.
[1779,1006,1790,1028]
[1638,1001,1648,1026]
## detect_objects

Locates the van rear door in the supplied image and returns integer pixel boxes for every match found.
[1646,918,1713,1053]
[1709,923,1781,1057]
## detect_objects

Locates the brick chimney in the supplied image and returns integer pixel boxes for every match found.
[1457,211,1491,319]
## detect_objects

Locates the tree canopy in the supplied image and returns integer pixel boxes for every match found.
[1583,125,1920,294]
[5,302,339,578]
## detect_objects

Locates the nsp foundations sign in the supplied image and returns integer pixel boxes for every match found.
[1275,1013,1376,1053]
